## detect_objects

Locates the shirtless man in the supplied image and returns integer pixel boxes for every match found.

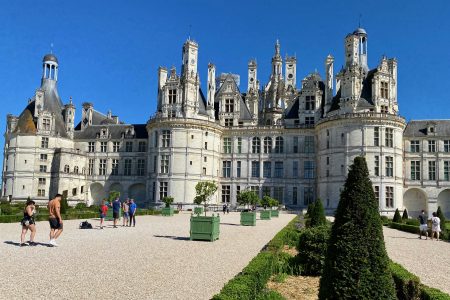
[48,194,64,247]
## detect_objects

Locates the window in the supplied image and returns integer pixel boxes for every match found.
[411,161,420,180]
[137,159,145,176]
[98,159,106,175]
[159,182,168,199]
[385,186,394,208]
[263,137,272,154]
[225,98,234,113]
[204,142,208,150]
[293,137,298,153]
[40,154,47,161]
[374,127,379,146]
[160,155,169,174]
[38,178,46,185]
[42,118,51,131]
[250,186,260,196]
[125,141,133,152]
[74,166,79,174]
[168,89,177,104]
[374,186,380,203]
[124,159,132,176]
[251,161,260,178]
[113,141,120,152]
[202,167,207,175]
[38,189,45,197]
[263,161,271,178]
[385,128,393,147]
[385,156,393,177]
[428,161,436,180]
[444,161,450,181]
[222,161,231,178]
[275,137,284,153]
[88,142,95,152]
[223,138,232,153]
[252,137,261,153]
[154,132,159,147]
[304,161,315,179]
[225,118,233,127]
[72,188,77,196]
[374,156,379,176]
[428,140,436,152]
[204,156,207,162]
[305,117,315,125]
[112,159,119,175]
[162,130,171,147]
[410,140,419,153]
[138,141,146,152]
[222,185,231,203]
[237,138,242,153]
[380,81,389,99]
[41,137,49,148]
[237,161,241,178]
[304,136,314,153]
[81,186,84,193]
[293,161,298,178]
[380,105,388,114]
[63,165,69,173]
[305,95,315,110]
[444,140,450,153]
[82,167,86,175]
[303,187,314,205]
[262,186,271,197]
[326,157,330,165]
[273,187,283,203]
[88,159,94,175]
[100,142,107,152]
[274,162,283,178]
[292,187,298,205]
[236,185,241,195]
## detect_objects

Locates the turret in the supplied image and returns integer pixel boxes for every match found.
[271,40,282,78]
[344,28,368,72]
[247,59,258,92]
[324,54,334,115]
[285,56,296,90]
[64,97,75,138]
[41,54,59,83]
[181,39,200,118]
[157,66,168,111]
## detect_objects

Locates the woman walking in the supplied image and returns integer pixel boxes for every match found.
[20,199,37,246]
[431,212,441,241]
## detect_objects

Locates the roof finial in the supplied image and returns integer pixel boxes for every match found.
[69,96,73,104]
[50,42,54,54]
[188,24,192,41]
[358,13,362,28]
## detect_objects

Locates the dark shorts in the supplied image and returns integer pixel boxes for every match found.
[123,212,129,218]
[113,212,120,219]
[21,217,35,227]
[100,214,106,219]
[49,218,63,230]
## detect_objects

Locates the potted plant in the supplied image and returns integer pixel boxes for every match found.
[237,190,260,226]
[260,195,273,220]
[161,196,174,216]
[190,181,220,241]
[270,198,280,217]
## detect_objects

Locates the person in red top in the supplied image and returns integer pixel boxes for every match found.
[99,199,108,229]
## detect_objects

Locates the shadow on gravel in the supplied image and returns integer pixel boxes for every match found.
[220,223,240,226]
[4,241,53,247]
[388,237,421,240]
[153,235,190,241]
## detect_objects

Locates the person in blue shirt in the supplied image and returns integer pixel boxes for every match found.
[129,199,137,227]
[112,198,121,228]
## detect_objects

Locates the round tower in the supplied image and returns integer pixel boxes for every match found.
[42,54,59,82]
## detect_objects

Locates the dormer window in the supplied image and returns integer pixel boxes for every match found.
[380,82,389,98]
[43,118,51,131]
[168,89,177,104]
[426,124,436,135]
[225,99,234,113]
[305,95,315,110]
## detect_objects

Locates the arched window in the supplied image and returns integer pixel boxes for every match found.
[252,137,260,154]
[275,137,284,153]
[263,137,272,154]
[74,166,79,174]
[64,165,70,173]
[82,167,86,175]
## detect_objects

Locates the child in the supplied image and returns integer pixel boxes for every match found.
[99,200,108,229]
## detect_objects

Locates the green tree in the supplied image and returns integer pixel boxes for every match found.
[393,208,402,223]
[319,157,396,300]
[261,195,275,210]
[194,181,218,216]
[162,196,174,208]
[308,199,327,228]
[237,190,260,209]
[402,208,409,220]
[108,191,120,202]
[296,225,330,275]
[436,206,446,231]
[60,196,69,215]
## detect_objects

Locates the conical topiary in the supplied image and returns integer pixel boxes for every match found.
[402,208,409,220]
[318,156,396,300]
[393,208,402,223]
[309,199,326,228]
[436,206,446,231]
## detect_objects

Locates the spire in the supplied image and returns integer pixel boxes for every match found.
[275,39,281,57]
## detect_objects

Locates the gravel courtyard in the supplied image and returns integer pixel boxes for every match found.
[0,212,295,300]
[384,227,450,294]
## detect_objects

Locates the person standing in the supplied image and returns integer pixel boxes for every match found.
[99,200,108,229]
[20,199,37,246]
[431,212,441,241]
[122,199,130,227]
[222,203,227,215]
[129,199,137,227]
[418,210,428,240]
[112,197,121,228]
[48,194,63,247]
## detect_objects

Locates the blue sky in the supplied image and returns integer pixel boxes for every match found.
[1,0,450,141]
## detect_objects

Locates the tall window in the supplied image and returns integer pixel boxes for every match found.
[38,189,45,197]
[385,186,394,208]
[428,140,436,152]
[225,99,234,113]
[304,161,315,179]
[111,159,119,175]
[125,141,133,152]
[410,140,419,153]
[252,137,261,154]
[40,154,48,161]
[124,159,132,176]
[99,159,106,175]
[221,185,231,203]
[411,161,421,180]
[100,142,107,152]
[222,161,231,178]
[160,155,169,174]
[292,187,298,205]
[74,166,79,174]
[88,159,94,175]
[64,165,70,173]
[41,137,49,148]
[223,138,232,153]
[293,161,298,178]
[374,127,379,146]
[304,136,314,153]
[236,161,241,178]
[39,165,47,172]
[428,161,436,180]
[273,187,283,203]
[159,182,168,199]
[138,141,146,152]
[263,161,271,178]
[38,178,46,185]
[113,141,120,152]
[374,156,379,176]
[275,137,284,153]
[237,138,242,153]
[262,186,271,197]
[168,89,177,104]
[293,137,298,153]
[274,162,284,178]
[385,156,393,177]
[444,161,450,181]
[304,187,314,205]
[42,118,51,131]
[305,95,315,110]
[263,137,272,154]
[137,159,145,176]
[374,186,380,203]
[162,130,171,147]
[380,81,389,98]
[251,161,260,178]
[225,119,233,127]
[385,128,393,147]
[444,140,450,153]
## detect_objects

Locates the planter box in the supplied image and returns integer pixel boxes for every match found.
[161,207,174,216]
[240,211,257,226]
[270,209,279,217]
[190,214,220,242]
[194,206,204,215]
[260,210,271,220]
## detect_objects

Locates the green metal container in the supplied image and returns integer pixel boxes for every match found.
[260,210,271,220]
[270,209,279,217]
[240,211,257,226]
[190,214,220,241]
[161,207,174,216]
[194,206,204,215]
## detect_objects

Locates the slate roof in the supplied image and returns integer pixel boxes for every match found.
[285,98,299,119]
[404,120,450,137]
[74,124,148,139]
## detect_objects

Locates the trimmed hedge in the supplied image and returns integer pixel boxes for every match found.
[421,286,450,300]
[266,217,300,251]
[390,222,420,234]
[296,225,330,276]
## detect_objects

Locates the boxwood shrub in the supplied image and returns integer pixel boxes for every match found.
[389,261,421,300]
[296,225,330,276]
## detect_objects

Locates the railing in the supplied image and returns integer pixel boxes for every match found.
[317,112,406,125]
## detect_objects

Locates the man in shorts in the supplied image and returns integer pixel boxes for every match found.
[418,209,428,240]
[48,194,64,246]
[122,199,130,227]
[112,197,121,228]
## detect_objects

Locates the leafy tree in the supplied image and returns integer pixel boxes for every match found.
[194,181,218,216]
[319,156,396,300]
[261,195,275,210]
[237,190,260,209]
[393,208,402,223]
[60,196,69,215]
[402,208,409,220]
[269,198,279,209]
[308,199,327,228]
[162,196,174,208]
[436,206,446,231]
[108,191,120,202]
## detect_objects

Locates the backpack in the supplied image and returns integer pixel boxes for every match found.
[79,220,93,229]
